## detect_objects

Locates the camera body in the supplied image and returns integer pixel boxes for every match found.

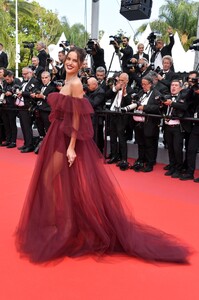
[53,80,64,87]
[190,77,199,90]
[85,39,96,54]
[23,41,36,49]
[109,34,123,46]
[155,94,171,105]
[59,41,70,51]
[46,57,53,63]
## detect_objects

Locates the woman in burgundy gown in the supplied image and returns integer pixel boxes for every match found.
[15,47,191,263]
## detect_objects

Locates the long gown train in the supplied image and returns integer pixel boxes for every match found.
[15,93,192,263]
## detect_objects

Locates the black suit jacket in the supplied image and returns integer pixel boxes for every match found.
[120,45,134,73]
[151,35,175,69]
[34,65,44,82]
[0,51,8,68]
[21,77,40,107]
[132,52,149,62]
[37,49,49,69]
[135,88,161,137]
[37,83,57,111]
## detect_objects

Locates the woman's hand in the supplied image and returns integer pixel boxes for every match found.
[66,147,76,167]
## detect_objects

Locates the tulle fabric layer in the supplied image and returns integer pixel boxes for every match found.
[15,94,192,263]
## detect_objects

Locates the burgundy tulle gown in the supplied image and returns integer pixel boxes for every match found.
[15,92,191,263]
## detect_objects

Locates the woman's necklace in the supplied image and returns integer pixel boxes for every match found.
[65,75,77,85]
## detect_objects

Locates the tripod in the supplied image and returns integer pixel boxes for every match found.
[107,50,122,77]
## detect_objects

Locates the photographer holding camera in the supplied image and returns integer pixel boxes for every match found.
[51,50,66,81]
[107,72,133,170]
[16,67,40,153]
[30,71,56,153]
[161,79,189,178]
[114,36,133,74]
[30,56,44,83]
[0,71,21,148]
[86,40,107,73]
[150,27,175,71]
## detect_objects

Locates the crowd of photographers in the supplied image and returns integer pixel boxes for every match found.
[1,33,199,183]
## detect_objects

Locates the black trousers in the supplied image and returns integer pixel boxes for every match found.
[164,124,183,171]
[186,125,199,175]
[109,114,130,161]
[134,122,159,166]
[35,110,51,137]
[1,108,17,143]
[18,110,33,147]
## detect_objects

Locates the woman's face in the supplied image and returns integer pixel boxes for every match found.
[64,51,81,75]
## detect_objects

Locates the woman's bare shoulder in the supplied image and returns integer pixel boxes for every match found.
[71,78,84,98]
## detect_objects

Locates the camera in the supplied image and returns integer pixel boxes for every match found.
[46,57,53,63]
[22,41,36,49]
[190,77,199,90]
[107,77,118,86]
[155,94,171,104]
[85,39,95,54]
[147,32,161,50]
[53,80,64,87]
[59,41,70,51]
[189,44,199,51]
[10,84,22,98]
[109,34,123,46]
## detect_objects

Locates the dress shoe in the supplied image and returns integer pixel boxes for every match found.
[0,141,11,147]
[194,177,199,183]
[18,145,26,150]
[130,161,144,172]
[107,156,120,164]
[142,165,153,172]
[164,169,175,176]
[7,142,16,148]
[163,164,171,170]
[180,173,194,181]
[171,172,181,178]
[119,161,129,171]
[21,146,34,153]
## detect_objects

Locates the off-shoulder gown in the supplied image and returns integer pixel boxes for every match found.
[15,92,191,263]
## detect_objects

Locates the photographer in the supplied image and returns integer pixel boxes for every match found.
[85,77,106,153]
[86,40,107,73]
[156,55,178,92]
[107,72,133,170]
[128,57,151,91]
[36,41,50,69]
[180,83,199,182]
[150,27,174,71]
[0,43,8,68]
[30,56,44,83]
[114,36,133,74]
[161,80,189,178]
[95,66,107,91]
[0,70,21,148]
[30,71,56,153]
[51,50,66,81]
[16,67,40,153]
[130,76,161,173]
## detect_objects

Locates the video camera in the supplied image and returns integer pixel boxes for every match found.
[109,34,123,46]
[85,39,96,55]
[189,39,199,51]
[147,32,161,51]
[59,41,70,51]
[22,41,36,49]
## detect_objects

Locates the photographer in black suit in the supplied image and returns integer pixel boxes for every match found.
[30,71,56,137]
[0,71,21,148]
[107,72,133,170]
[151,27,174,71]
[30,56,44,83]
[88,40,107,73]
[36,41,49,69]
[85,77,106,153]
[16,67,40,153]
[0,43,8,68]
[114,37,133,74]
[130,76,161,172]
[132,43,149,62]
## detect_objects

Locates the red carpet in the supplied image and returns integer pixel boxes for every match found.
[0,143,199,300]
